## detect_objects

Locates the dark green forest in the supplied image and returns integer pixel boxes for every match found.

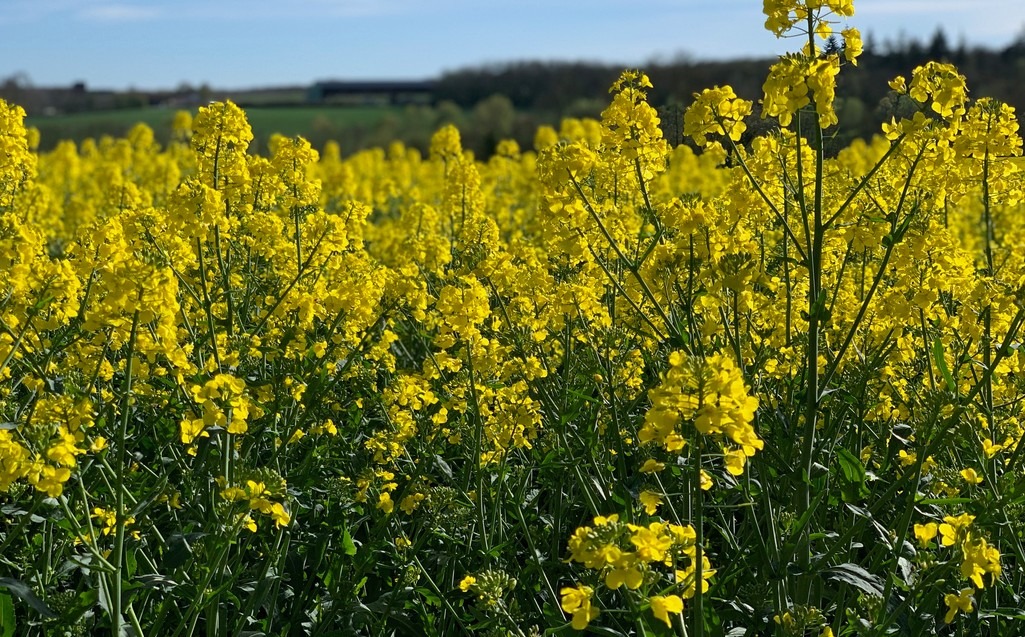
[432,29,1025,153]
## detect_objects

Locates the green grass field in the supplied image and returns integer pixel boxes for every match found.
[28,105,403,152]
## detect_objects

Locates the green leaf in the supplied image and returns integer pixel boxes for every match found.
[836,448,870,502]
[836,448,866,485]
[932,338,956,394]
[915,496,972,506]
[980,608,1025,620]
[163,533,202,570]
[584,626,632,637]
[126,548,137,579]
[783,488,827,548]
[341,528,357,556]
[0,578,56,619]
[135,574,178,591]
[432,455,453,481]
[59,589,98,626]
[824,563,884,597]
[0,592,15,637]
[414,587,441,608]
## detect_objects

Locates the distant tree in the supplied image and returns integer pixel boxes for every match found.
[864,31,877,55]
[954,34,968,63]
[2,72,31,89]
[0,73,34,114]
[906,34,925,62]
[435,101,465,128]
[471,94,516,154]
[928,28,950,60]
[1003,25,1025,58]
[824,35,842,56]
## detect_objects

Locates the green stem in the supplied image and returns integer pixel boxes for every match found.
[718,119,807,263]
[691,437,704,637]
[196,238,221,371]
[569,174,677,338]
[112,309,140,636]
[796,86,825,606]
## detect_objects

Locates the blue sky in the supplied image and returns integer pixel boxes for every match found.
[2,0,1023,90]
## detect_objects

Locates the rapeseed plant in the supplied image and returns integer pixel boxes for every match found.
[0,0,1024,634]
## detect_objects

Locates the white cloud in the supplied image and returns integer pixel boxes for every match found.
[0,0,87,24]
[78,3,163,22]
[302,0,411,16]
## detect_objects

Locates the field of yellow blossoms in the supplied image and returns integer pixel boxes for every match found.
[2,1,1025,635]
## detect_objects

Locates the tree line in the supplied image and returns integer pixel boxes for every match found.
[433,28,1025,153]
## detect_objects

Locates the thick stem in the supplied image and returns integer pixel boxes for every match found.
[112,309,140,636]
[691,437,705,637]
[796,14,825,603]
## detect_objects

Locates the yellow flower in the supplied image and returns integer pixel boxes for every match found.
[939,513,974,547]
[241,515,257,533]
[220,486,246,502]
[179,418,208,445]
[842,27,862,65]
[606,565,644,590]
[908,61,967,119]
[913,522,938,547]
[699,470,713,490]
[400,493,425,514]
[676,555,715,598]
[376,492,394,515]
[897,450,916,467]
[960,468,983,485]
[429,123,462,159]
[629,523,674,563]
[639,489,662,515]
[560,584,599,630]
[724,448,747,476]
[981,438,1003,458]
[267,502,290,528]
[639,458,665,473]
[91,507,118,536]
[775,611,795,629]
[33,466,71,498]
[458,575,476,592]
[683,85,752,146]
[649,594,684,628]
[943,588,973,623]
[961,536,1001,589]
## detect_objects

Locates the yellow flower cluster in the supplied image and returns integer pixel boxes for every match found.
[683,86,752,147]
[760,1,862,129]
[915,513,1001,622]
[561,513,712,629]
[640,352,761,479]
[180,373,262,448]
[762,0,854,39]
[220,477,291,530]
